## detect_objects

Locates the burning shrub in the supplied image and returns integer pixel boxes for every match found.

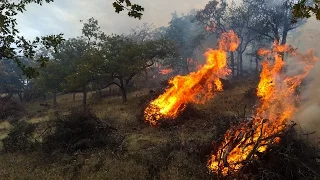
[208,122,320,179]
[0,96,25,120]
[138,89,164,107]
[139,96,204,128]
[156,104,204,128]
[42,108,120,154]
[142,31,240,126]
[207,40,319,178]
[240,128,320,180]
[2,120,37,152]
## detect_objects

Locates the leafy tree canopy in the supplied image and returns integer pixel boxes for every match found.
[0,0,64,78]
[292,0,320,22]
[112,0,144,19]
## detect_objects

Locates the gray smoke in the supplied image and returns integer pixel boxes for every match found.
[294,62,320,142]
[288,17,320,142]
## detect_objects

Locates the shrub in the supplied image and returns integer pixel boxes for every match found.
[42,108,120,154]
[233,128,320,180]
[0,96,25,120]
[2,120,37,152]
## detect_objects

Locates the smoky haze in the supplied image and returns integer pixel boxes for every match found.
[16,0,209,39]
[288,17,320,141]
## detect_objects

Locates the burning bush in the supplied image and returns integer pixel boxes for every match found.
[207,41,319,178]
[0,96,25,120]
[143,31,240,126]
[139,91,204,127]
[2,120,38,152]
[42,108,120,154]
[228,127,320,180]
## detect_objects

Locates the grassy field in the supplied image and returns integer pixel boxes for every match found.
[0,80,258,180]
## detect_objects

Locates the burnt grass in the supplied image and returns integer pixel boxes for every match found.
[0,79,319,179]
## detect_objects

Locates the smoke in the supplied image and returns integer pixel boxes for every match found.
[287,17,320,141]
[294,61,320,141]
[194,34,218,64]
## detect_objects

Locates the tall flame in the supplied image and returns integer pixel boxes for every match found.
[207,42,319,176]
[144,31,240,126]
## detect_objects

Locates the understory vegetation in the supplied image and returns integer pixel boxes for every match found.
[1,0,320,179]
[0,79,319,180]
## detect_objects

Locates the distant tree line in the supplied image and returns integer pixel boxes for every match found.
[0,0,314,106]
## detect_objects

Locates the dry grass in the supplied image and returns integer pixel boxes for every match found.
[0,151,147,180]
[0,80,260,179]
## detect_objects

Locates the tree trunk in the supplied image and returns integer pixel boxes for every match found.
[83,88,87,106]
[17,93,23,102]
[255,55,259,76]
[53,92,57,107]
[119,78,127,103]
[120,86,127,103]
[144,69,149,83]
[279,29,288,61]
[73,93,76,102]
[236,53,240,77]
[230,52,235,78]
[185,58,190,74]
[239,52,243,76]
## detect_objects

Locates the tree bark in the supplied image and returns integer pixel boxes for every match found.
[73,93,76,102]
[83,87,87,106]
[236,53,240,77]
[279,28,289,61]
[120,86,127,103]
[53,92,57,107]
[239,52,243,76]
[119,78,127,103]
[17,92,23,102]
[255,55,259,76]
[144,69,149,83]
[230,52,235,78]
[184,58,190,74]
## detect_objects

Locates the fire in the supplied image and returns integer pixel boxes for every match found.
[144,31,240,126]
[207,42,319,176]
[159,68,173,75]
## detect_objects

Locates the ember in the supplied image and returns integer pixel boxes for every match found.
[207,42,319,176]
[159,68,173,75]
[144,31,239,126]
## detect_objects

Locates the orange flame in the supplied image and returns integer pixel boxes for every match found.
[159,68,173,75]
[207,43,319,176]
[144,31,240,126]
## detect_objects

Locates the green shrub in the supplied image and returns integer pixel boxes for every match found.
[2,120,37,152]
[0,96,25,120]
[42,108,120,154]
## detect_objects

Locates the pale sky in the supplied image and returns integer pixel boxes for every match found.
[16,0,210,40]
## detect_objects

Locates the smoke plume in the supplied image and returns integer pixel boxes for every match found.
[288,17,320,141]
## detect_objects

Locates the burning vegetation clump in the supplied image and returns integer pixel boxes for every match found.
[144,31,240,126]
[207,41,319,177]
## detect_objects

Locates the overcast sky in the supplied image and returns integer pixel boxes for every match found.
[16,0,210,40]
